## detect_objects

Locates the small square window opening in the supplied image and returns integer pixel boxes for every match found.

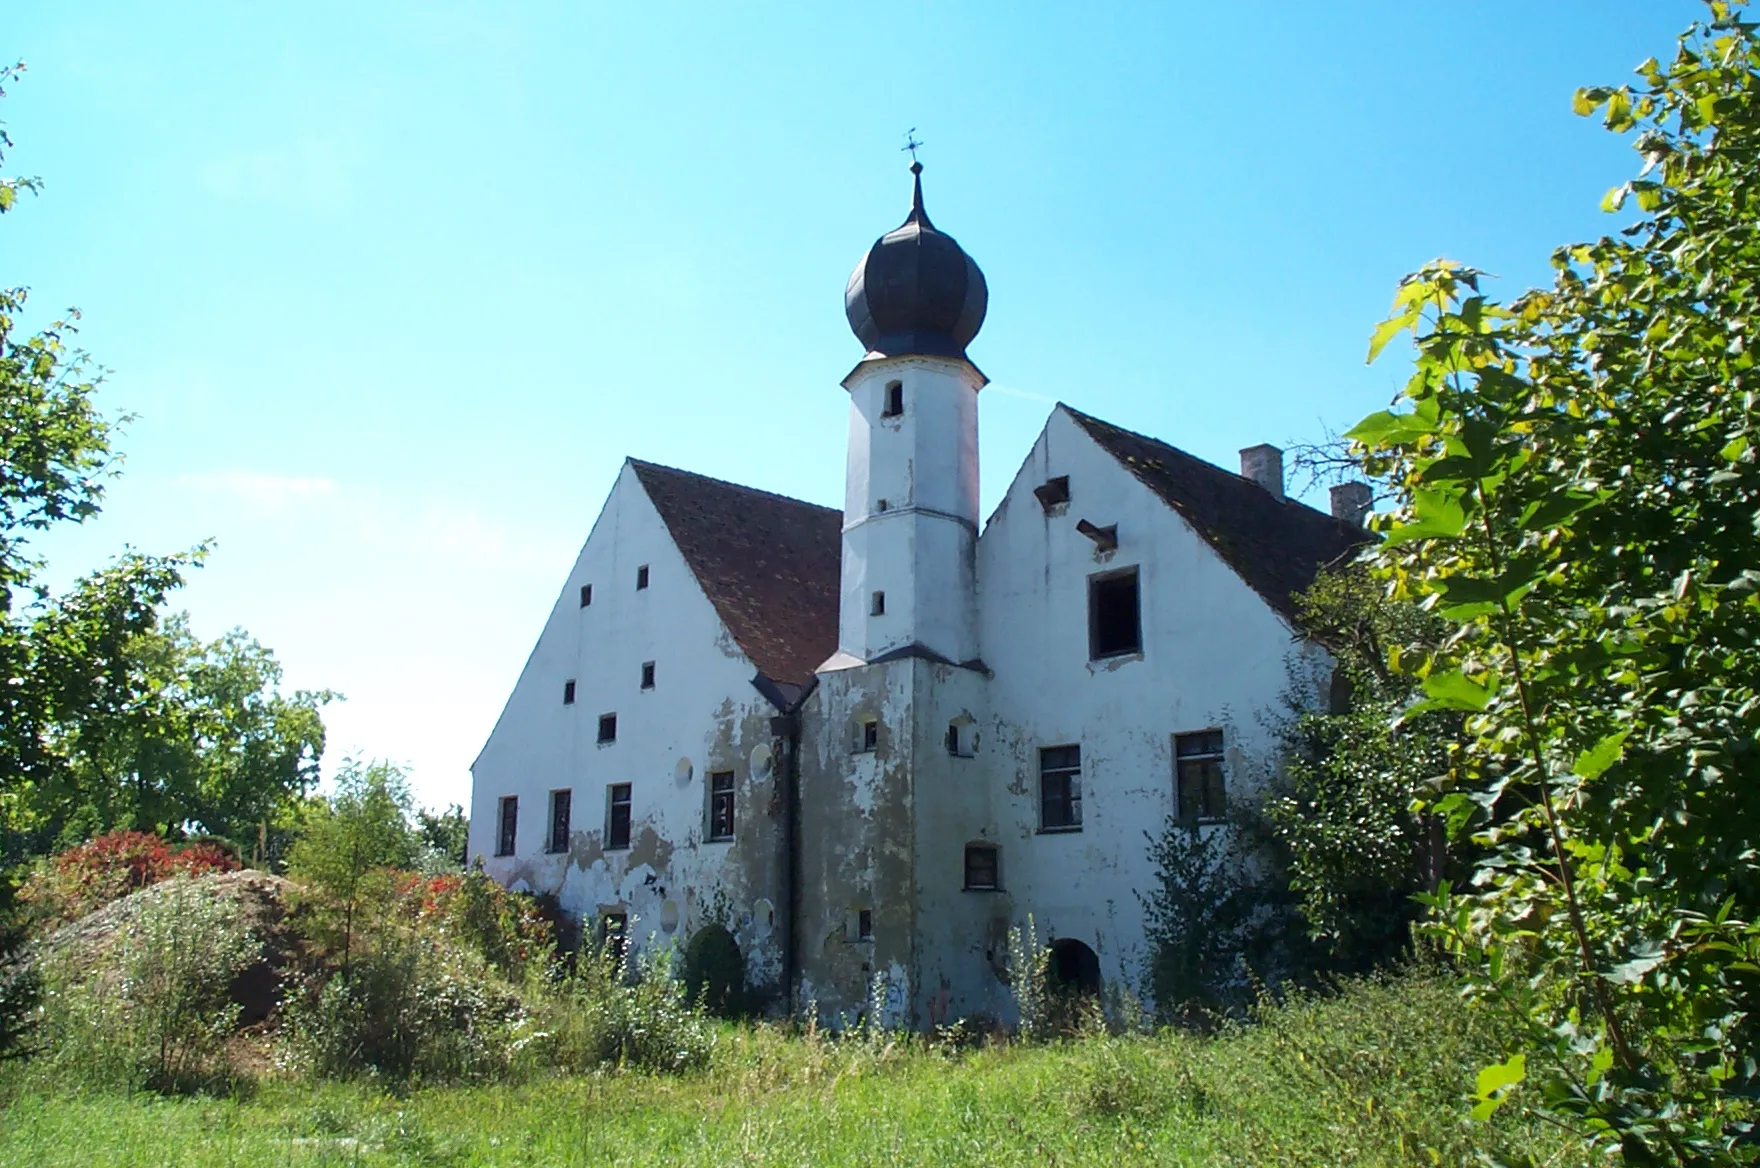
[1089,568,1142,659]
[856,719,879,753]
[1033,475,1071,512]
[635,565,649,590]
[547,789,572,853]
[857,908,873,940]
[598,713,618,743]
[640,661,655,690]
[1039,745,1083,831]
[606,783,632,849]
[579,583,592,607]
[964,843,1000,890]
[882,380,904,417]
[708,771,735,841]
[562,679,576,705]
[496,795,518,857]
[870,590,886,616]
[1176,729,1228,823]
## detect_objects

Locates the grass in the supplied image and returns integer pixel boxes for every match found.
[0,970,1592,1167]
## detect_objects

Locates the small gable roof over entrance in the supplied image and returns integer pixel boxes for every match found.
[630,460,842,690]
[1063,406,1371,625]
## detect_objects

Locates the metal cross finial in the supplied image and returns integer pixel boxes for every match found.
[902,128,923,166]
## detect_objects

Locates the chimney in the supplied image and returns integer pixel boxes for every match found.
[1239,444,1284,500]
[1330,481,1372,527]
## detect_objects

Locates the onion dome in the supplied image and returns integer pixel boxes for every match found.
[844,162,987,360]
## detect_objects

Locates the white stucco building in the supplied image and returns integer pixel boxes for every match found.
[469,162,1370,1025]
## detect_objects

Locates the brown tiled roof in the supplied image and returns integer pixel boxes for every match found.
[630,460,842,690]
[1063,406,1371,626]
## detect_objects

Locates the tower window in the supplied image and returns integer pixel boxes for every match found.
[708,771,735,841]
[579,583,593,607]
[857,908,873,940]
[1176,730,1228,823]
[946,719,975,758]
[855,718,879,754]
[871,590,886,616]
[635,565,649,590]
[496,795,518,857]
[964,843,1000,890]
[598,713,618,743]
[606,783,632,849]
[882,380,904,417]
[562,679,576,705]
[547,789,572,853]
[1039,744,1083,831]
[1089,568,1142,659]
[641,661,656,690]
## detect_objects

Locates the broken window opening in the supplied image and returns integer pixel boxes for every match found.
[640,661,656,690]
[1039,744,1082,831]
[1176,729,1228,823]
[857,908,873,941]
[855,718,879,754]
[635,564,649,590]
[1033,475,1071,512]
[598,713,618,743]
[870,590,886,616]
[547,789,572,853]
[946,719,975,758]
[579,583,592,607]
[606,782,632,849]
[496,795,518,857]
[708,770,735,841]
[562,679,576,705]
[882,380,903,417]
[964,843,1000,891]
[1089,567,1142,659]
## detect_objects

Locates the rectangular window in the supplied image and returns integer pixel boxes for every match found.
[870,590,885,616]
[882,380,903,417]
[708,771,735,841]
[1176,730,1228,822]
[1033,475,1071,512]
[640,661,655,690]
[635,565,649,590]
[598,713,617,743]
[606,783,632,849]
[563,679,576,705]
[1089,568,1142,659]
[547,789,572,853]
[856,719,879,753]
[964,843,999,890]
[496,795,518,856]
[857,908,873,940]
[1039,744,1082,831]
[579,583,592,607]
[946,723,961,755]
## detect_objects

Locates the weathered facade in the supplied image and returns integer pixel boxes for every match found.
[469,164,1368,1026]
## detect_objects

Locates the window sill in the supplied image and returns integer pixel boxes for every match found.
[597,740,617,747]
[1036,826,1083,835]
[852,748,876,756]
[493,851,514,859]
[706,836,733,845]
[543,847,568,856]
[604,844,630,852]
[962,885,1003,893]
[1088,650,1144,666]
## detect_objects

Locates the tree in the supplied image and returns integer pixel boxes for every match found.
[286,761,420,969]
[415,804,469,871]
[1349,4,1760,1157]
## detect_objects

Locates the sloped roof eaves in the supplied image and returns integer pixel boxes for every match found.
[1062,406,1371,626]
[629,460,843,689]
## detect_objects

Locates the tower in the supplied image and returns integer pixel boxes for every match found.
[834,161,989,667]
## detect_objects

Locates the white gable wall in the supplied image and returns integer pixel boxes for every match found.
[469,462,789,988]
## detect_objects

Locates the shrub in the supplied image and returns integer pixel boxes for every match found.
[530,937,714,1074]
[32,875,256,1092]
[17,830,241,933]
[1004,914,1051,1041]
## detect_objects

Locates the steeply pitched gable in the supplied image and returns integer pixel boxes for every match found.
[1062,406,1370,626]
[630,460,842,690]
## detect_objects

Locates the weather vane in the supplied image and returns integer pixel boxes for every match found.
[902,128,923,166]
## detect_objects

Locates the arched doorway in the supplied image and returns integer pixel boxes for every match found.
[1049,937,1101,994]
[682,924,745,1016]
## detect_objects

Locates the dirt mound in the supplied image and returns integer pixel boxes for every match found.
[25,870,302,1024]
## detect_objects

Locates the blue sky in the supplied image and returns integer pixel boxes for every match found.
[6,1,1693,810]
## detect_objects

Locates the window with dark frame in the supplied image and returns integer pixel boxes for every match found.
[547,789,572,853]
[856,719,878,753]
[857,908,873,940]
[579,583,592,607]
[1039,744,1083,831]
[870,590,885,616]
[496,795,518,856]
[964,843,999,890]
[1089,568,1142,659]
[1176,730,1228,823]
[640,661,656,690]
[606,783,632,849]
[708,771,735,841]
[598,713,617,743]
[882,380,903,417]
[635,565,649,590]
[563,679,576,705]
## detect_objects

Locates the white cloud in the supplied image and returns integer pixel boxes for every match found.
[200,137,352,211]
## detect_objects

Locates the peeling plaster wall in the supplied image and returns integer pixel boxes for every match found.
[469,462,788,993]
[974,407,1329,1007]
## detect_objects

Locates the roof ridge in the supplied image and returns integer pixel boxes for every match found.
[627,458,839,515]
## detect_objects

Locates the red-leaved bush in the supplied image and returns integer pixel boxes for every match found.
[19,830,243,932]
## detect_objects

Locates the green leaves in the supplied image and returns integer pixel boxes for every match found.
[1572,731,1630,781]
[1382,489,1467,547]
[1471,1054,1526,1121]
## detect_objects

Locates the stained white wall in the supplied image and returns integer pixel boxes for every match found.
[469,461,787,987]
